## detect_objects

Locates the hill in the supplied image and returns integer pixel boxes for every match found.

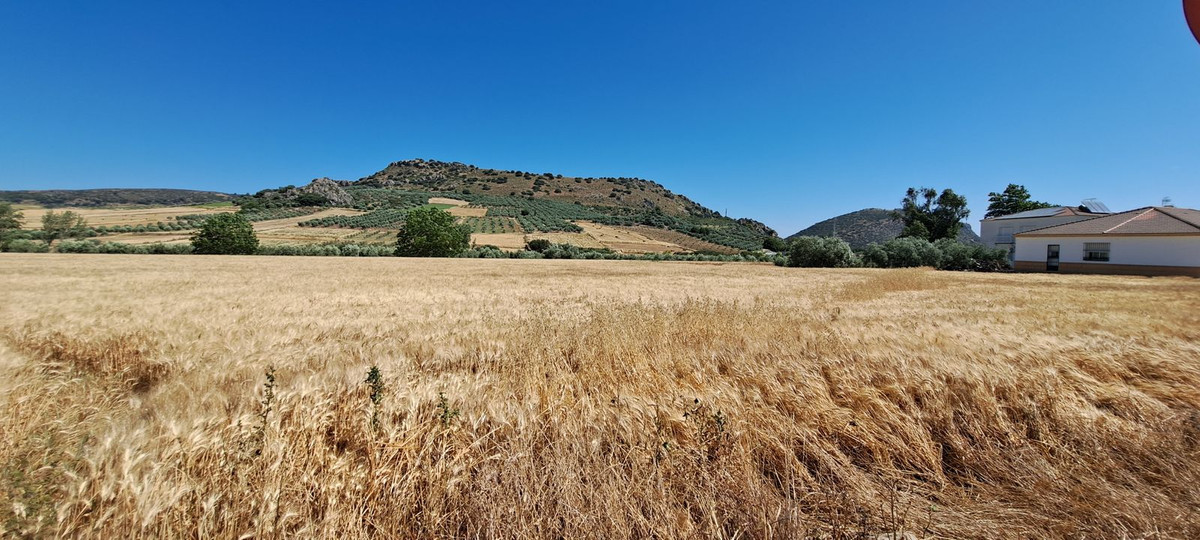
[353,158,720,218]
[788,208,981,249]
[2,160,779,252]
[0,188,233,207]
[251,159,778,252]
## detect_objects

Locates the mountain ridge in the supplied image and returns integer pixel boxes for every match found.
[787,208,981,249]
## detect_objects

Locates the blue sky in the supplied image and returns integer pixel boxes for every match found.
[2,2,1198,234]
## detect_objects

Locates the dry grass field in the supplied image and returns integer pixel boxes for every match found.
[1,255,1198,538]
[576,222,686,253]
[471,223,706,254]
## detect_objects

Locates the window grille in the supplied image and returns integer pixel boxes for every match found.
[1083,242,1110,262]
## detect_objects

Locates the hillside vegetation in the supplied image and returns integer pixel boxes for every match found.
[2,159,781,253]
[355,158,718,217]
[2,255,1198,538]
[789,208,981,249]
[0,189,232,207]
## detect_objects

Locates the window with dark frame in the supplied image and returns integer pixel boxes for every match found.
[1083,242,1110,262]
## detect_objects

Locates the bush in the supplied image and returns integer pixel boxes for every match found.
[7,239,50,253]
[293,193,328,207]
[787,236,859,268]
[395,207,471,257]
[934,238,973,271]
[933,239,1007,272]
[525,238,551,252]
[54,240,192,255]
[476,246,508,258]
[881,237,941,268]
[56,240,101,253]
[153,243,192,255]
[192,213,259,255]
[762,236,787,252]
[861,243,889,268]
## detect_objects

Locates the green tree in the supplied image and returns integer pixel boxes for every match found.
[41,210,88,244]
[0,202,24,250]
[762,236,787,252]
[395,207,471,257]
[191,213,259,254]
[898,187,969,241]
[985,184,1055,218]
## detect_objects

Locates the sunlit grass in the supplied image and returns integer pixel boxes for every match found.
[1,255,1198,538]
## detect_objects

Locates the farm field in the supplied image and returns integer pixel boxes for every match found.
[628,224,742,254]
[469,232,530,250]
[576,221,687,253]
[470,222,717,253]
[252,208,364,231]
[16,204,235,229]
[1,255,1198,538]
[19,199,753,254]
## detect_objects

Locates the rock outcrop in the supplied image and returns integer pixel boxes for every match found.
[295,178,353,206]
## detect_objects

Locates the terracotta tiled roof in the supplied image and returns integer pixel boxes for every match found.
[1016,207,1200,236]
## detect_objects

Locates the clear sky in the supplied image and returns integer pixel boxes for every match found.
[2,2,1198,235]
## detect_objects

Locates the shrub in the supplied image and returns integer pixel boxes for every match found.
[881,237,941,268]
[154,243,192,255]
[56,240,101,253]
[787,236,859,268]
[192,213,259,255]
[762,236,787,252]
[525,238,552,252]
[933,239,1007,272]
[861,243,889,268]
[934,238,973,271]
[7,239,50,253]
[293,193,328,207]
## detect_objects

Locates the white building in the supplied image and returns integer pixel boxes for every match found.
[1013,206,1200,277]
[980,203,1109,263]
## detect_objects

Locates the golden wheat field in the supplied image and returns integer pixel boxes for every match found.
[1,254,1199,539]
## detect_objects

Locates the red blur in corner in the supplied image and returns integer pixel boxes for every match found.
[1187,0,1200,45]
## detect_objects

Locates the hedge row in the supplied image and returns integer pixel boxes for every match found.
[782,236,1008,271]
[460,244,776,263]
[54,240,192,254]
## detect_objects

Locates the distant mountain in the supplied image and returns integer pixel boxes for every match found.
[787,208,981,249]
[0,189,232,207]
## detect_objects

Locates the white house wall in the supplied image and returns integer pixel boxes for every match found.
[1014,236,1200,267]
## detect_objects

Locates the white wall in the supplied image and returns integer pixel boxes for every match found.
[980,215,1097,249]
[1014,236,1200,267]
